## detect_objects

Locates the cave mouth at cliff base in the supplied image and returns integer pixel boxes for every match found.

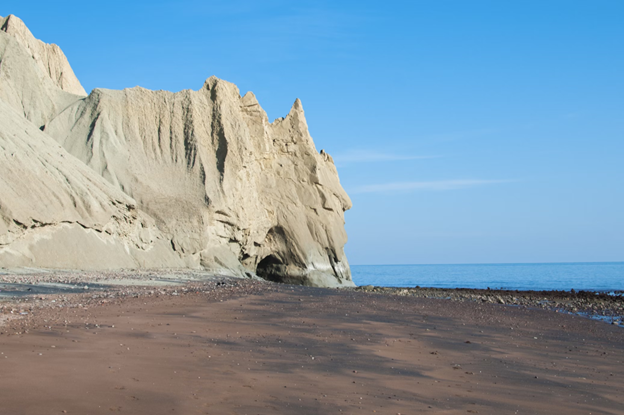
[255,255,285,283]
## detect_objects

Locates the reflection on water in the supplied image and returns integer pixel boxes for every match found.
[0,282,108,298]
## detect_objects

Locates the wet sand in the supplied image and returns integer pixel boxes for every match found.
[1,280,623,414]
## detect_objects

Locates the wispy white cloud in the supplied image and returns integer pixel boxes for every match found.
[351,179,513,194]
[333,150,439,164]
[425,128,499,142]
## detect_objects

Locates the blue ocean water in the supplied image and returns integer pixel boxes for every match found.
[351,262,624,292]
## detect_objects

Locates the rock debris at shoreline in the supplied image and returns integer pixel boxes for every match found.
[354,285,624,325]
[1,269,622,333]
[0,276,272,335]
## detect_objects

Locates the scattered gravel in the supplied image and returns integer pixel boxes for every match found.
[0,269,271,334]
[0,268,239,286]
[353,285,624,325]
[2,268,622,331]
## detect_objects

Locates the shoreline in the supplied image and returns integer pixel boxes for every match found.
[354,285,624,325]
[1,269,623,328]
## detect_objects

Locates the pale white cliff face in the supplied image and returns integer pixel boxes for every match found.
[0,15,353,287]
[0,21,84,128]
[46,77,353,286]
[1,15,87,96]
[0,99,182,269]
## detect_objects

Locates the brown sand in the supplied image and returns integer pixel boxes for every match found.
[1,281,622,414]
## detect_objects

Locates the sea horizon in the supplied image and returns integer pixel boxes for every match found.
[351,261,624,266]
[350,262,624,292]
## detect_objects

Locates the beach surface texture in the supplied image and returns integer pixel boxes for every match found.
[1,273,622,415]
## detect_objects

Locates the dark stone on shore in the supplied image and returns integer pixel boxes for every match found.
[352,285,623,324]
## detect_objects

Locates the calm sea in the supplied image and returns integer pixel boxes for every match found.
[351,262,624,292]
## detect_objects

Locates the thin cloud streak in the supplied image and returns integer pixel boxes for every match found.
[351,179,513,194]
[333,150,439,164]
[425,128,500,143]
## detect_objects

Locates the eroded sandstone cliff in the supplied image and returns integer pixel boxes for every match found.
[0,99,182,269]
[0,15,85,127]
[0,14,353,287]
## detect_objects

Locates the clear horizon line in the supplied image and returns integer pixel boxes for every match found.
[350,261,624,266]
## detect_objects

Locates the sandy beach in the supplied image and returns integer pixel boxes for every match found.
[1,276,622,415]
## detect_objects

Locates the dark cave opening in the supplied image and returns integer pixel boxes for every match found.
[256,255,284,283]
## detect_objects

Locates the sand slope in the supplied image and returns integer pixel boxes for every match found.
[0,99,182,269]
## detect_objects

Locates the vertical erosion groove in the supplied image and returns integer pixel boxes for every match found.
[215,126,227,180]
[210,86,228,181]
[183,99,197,170]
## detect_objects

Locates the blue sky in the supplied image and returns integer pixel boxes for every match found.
[3,0,623,264]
